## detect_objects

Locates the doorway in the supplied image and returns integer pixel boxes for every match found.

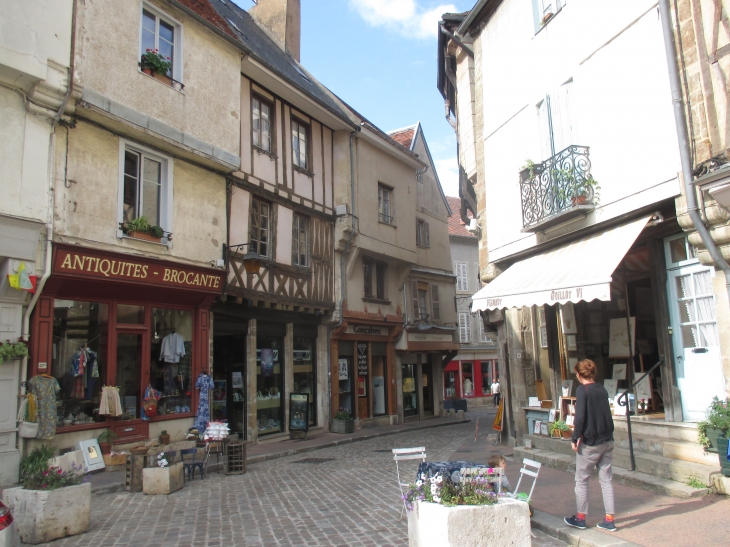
[422,362,434,416]
[213,333,246,438]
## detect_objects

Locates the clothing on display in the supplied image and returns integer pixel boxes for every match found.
[28,375,61,440]
[194,372,215,431]
[142,385,162,420]
[160,332,186,363]
[98,385,123,416]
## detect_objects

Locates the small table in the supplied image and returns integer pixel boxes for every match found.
[204,439,227,473]
[417,461,490,483]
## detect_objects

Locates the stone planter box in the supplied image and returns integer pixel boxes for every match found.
[332,419,354,434]
[705,427,726,454]
[3,482,91,544]
[718,437,730,477]
[143,461,184,495]
[407,499,530,547]
[443,399,468,412]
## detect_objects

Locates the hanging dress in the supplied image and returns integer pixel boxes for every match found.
[194,373,215,431]
[28,376,61,440]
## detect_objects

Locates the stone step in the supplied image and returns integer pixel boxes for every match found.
[612,418,698,443]
[523,433,719,483]
[612,429,717,466]
[513,446,710,499]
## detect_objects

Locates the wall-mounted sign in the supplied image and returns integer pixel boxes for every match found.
[357,343,368,376]
[53,244,223,293]
[289,393,309,432]
[407,332,454,343]
[347,325,385,336]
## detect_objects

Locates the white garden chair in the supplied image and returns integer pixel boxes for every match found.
[393,447,427,520]
[510,458,541,501]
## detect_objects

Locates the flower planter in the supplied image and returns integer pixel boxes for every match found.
[142,67,153,75]
[159,434,171,445]
[3,482,91,544]
[99,441,112,455]
[407,499,530,547]
[128,230,162,243]
[153,72,173,86]
[332,419,354,434]
[717,437,730,477]
[704,427,726,454]
[562,429,573,440]
[143,461,184,495]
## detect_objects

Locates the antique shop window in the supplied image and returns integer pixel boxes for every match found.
[444,370,457,398]
[119,141,173,238]
[378,184,393,224]
[52,301,109,427]
[459,312,472,343]
[455,262,468,292]
[292,214,308,267]
[256,335,283,435]
[291,118,309,170]
[250,198,271,258]
[151,308,193,417]
[461,362,474,397]
[252,95,273,153]
[402,364,418,417]
[416,218,430,247]
[141,4,183,80]
[293,337,316,426]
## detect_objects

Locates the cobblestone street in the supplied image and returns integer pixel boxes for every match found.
[39,414,565,547]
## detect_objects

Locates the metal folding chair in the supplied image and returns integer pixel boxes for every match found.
[511,458,541,501]
[392,447,427,521]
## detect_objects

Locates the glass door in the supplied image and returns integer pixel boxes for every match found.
[113,331,147,442]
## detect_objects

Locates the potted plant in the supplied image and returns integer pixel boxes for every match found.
[139,48,172,83]
[0,337,29,363]
[5,445,90,544]
[159,430,171,445]
[97,429,117,455]
[120,216,166,243]
[549,420,570,439]
[332,407,354,434]
[697,396,730,453]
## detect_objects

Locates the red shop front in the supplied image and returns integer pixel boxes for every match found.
[443,359,498,401]
[27,243,224,446]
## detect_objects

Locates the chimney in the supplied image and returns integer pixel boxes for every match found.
[249,0,301,62]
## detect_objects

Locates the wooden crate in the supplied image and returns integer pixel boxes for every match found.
[124,454,145,492]
[226,441,246,475]
[104,454,127,467]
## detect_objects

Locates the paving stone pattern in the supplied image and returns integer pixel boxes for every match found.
[38,419,565,547]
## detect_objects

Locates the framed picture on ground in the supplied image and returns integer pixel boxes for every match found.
[540,422,549,436]
[534,420,542,435]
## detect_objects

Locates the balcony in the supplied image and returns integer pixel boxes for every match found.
[520,145,597,232]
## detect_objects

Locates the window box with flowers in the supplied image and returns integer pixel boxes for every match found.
[332,408,354,434]
[119,216,171,244]
[139,49,183,90]
[0,337,29,363]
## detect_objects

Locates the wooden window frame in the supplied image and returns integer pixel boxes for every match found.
[140,3,183,81]
[363,257,388,302]
[292,213,309,267]
[378,184,394,225]
[250,197,272,258]
[291,117,311,173]
[416,218,430,248]
[455,262,468,292]
[459,311,472,343]
[252,94,274,155]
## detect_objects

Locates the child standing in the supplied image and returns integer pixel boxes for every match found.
[488,454,511,493]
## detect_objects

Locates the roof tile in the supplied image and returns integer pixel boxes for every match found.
[446,196,476,238]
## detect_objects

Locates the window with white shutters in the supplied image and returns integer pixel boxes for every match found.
[459,312,471,343]
[411,279,420,319]
[455,262,468,292]
[538,80,573,160]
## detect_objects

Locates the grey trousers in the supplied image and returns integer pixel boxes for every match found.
[575,441,615,515]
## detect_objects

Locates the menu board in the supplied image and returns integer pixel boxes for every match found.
[289,393,309,431]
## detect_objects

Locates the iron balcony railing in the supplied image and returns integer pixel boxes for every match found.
[520,145,595,229]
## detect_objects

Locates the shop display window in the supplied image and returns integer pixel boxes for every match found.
[257,335,283,435]
[151,308,193,417]
[372,342,387,416]
[402,364,418,417]
[293,337,316,425]
[461,362,474,397]
[338,341,354,416]
[444,370,457,398]
[52,301,109,427]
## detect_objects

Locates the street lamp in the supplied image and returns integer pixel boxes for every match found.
[225,243,264,275]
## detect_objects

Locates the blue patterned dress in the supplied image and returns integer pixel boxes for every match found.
[194,373,215,431]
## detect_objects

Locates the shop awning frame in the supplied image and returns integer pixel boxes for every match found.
[472,217,650,311]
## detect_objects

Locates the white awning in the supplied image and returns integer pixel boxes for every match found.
[472,217,650,311]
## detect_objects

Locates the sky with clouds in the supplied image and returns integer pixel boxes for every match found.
[232,0,475,197]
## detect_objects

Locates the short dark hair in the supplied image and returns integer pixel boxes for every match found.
[575,359,597,381]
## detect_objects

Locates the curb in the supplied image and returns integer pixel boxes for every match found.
[531,510,644,547]
[90,417,471,494]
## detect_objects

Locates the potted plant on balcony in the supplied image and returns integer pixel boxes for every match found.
[5,445,90,544]
[332,408,354,433]
[139,48,172,84]
[97,429,117,455]
[0,337,29,363]
[571,175,600,206]
[697,396,730,453]
[120,216,166,243]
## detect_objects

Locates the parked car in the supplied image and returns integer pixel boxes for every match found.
[0,499,18,547]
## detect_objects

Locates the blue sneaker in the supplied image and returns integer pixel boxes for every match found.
[564,515,586,529]
[597,519,617,532]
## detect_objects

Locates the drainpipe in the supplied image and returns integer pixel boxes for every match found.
[416,165,429,183]
[658,0,730,303]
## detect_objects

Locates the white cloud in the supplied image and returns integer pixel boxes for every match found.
[349,0,458,39]
[434,157,459,197]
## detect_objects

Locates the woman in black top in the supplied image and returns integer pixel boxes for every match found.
[564,359,617,532]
